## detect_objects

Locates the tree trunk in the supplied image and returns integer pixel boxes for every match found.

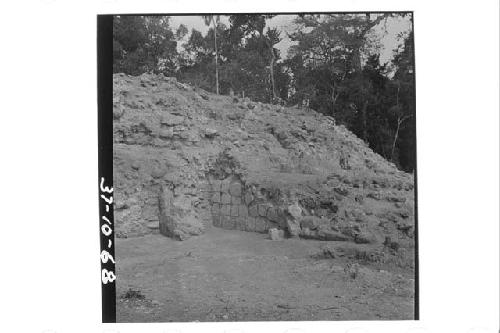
[391,115,411,162]
[269,54,276,102]
[361,100,368,141]
[390,119,401,162]
[213,18,219,95]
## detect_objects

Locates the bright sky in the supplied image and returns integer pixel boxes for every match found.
[169,14,412,65]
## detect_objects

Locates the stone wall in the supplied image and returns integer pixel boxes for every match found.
[207,176,287,233]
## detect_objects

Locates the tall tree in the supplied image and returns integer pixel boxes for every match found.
[202,15,221,94]
[229,15,281,102]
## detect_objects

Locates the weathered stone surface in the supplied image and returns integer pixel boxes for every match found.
[160,113,184,126]
[258,204,269,217]
[269,228,285,241]
[266,207,278,222]
[318,229,350,241]
[244,192,254,205]
[221,178,231,192]
[204,128,217,138]
[159,127,174,139]
[299,216,321,230]
[151,167,167,179]
[222,216,233,229]
[211,203,220,215]
[146,221,159,230]
[287,203,302,220]
[248,205,259,217]
[229,182,242,196]
[221,193,231,204]
[236,217,247,231]
[211,192,221,203]
[246,217,256,231]
[113,104,124,120]
[285,218,301,238]
[231,196,241,205]
[158,186,204,241]
[210,180,222,192]
[354,231,377,244]
[239,205,248,217]
[221,204,230,216]
[255,218,268,233]
[230,205,239,217]
[212,215,221,227]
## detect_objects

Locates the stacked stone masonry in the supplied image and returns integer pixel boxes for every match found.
[207,177,286,233]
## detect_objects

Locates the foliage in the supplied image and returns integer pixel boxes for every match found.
[113,16,178,76]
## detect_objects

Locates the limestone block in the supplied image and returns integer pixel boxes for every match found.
[221,177,231,192]
[199,182,212,192]
[230,205,239,217]
[246,217,256,232]
[258,204,269,217]
[248,204,259,217]
[158,186,203,241]
[269,228,285,240]
[221,193,231,204]
[229,182,242,197]
[285,218,301,238]
[221,216,232,229]
[239,205,248,217]
[160,113,184,126]
[231,196,241,205]
[236,217,247,231]
[211,203,220,215]
[221,204,231,216]
[212,215,221,227]
[211,192,221,203]
[255,218,268,233]
[211,180,222,192]
[266,207,278,222]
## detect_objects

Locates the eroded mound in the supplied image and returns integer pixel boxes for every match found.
[113,73,415,251]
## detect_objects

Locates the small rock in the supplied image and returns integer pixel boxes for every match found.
[317,229,350,241]
[146,222,159,230]
[159,128,174,139]
[268,228,284,241]
[204,128,218,138]
[151,167,167,179]
[354,231,377,244]
[131,162,140,170]
[299,216,320,230]
[113,105,124,120]
[160,114,184,126]
[287,203,302,220]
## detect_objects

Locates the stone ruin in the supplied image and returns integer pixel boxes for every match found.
[207,176,286,233]
[113,73,415,247]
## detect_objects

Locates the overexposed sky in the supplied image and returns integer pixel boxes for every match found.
[170,14,412,65]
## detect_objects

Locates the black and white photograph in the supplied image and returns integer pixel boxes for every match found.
[1,1,499,332]
[109,12,417,322]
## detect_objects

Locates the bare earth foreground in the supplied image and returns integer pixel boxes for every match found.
[116,226,414,322]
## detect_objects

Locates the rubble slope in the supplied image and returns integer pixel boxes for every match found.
[113,73,415,251]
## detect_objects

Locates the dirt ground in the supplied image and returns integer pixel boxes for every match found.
[116,226,415,322]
